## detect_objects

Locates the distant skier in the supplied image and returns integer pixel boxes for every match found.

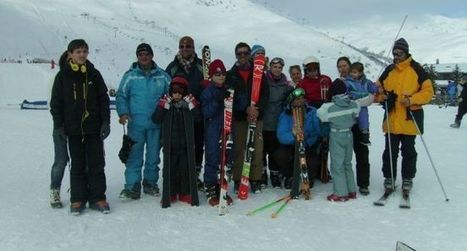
[450,80,467,128]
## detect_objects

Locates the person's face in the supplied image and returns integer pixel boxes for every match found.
[337,60,350,77]
[270,63,283,77]
[171,85,185,102]
[392,49,407,64]
[290,68,302,83]
[137,51,154,68]
[305,63,319,79]
[179,42,194,59]
[350,69,362,80]
[212,72,226,86]
[235,46,251,65]
[69,47,88,65]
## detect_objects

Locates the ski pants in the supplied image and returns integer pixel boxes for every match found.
[50,130,69,189]
[352,125,370,189]
[68,134,106,204]
[329,130,356,197]
[273,145,319,180]
[232,120,263,182]
[357,107,369,132]
[382,134,417,180]
[124,125,161,190]
[455,98,467,122]
[262,130,281,172]
[203,120,222,186]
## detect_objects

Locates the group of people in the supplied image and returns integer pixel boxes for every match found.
[49,36,433,215]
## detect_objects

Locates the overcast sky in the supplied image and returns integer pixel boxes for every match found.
[255,0,467,27]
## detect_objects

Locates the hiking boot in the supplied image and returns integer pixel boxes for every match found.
[143,180,160,197]
[384,178,394,190]
[70,202,86,215]
[450,119,461,128]
[205,184,219,207]
[50,188,63,208]
[327,194,349,202]
[347,192,357,199]
[89,200,110,214]
[359,187,370,196]
[270,171,282,188]
[402,179,413,191]
[250,181,262,194]
[360,132,371,146]
[119,188,141,200]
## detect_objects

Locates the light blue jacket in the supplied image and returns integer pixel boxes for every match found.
[116,62,171,129]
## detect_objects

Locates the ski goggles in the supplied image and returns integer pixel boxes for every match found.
[270,57,285,66]
[287,87,306,104]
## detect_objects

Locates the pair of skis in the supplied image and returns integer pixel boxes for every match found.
[291,105,311,200]
[238,53,266,200]
[373,188,411,209]
[246,194,292,218]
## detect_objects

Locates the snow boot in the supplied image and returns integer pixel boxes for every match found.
[270,170,282,188]
[50,188,63,208]
[347,192,357,199]
[450,119,461,128]
[260,168,268,189]
[70,202,86,215]
[89,200,110,214]
[119,188,141,201]
[359,187,370,196]
[143,180,160,197]
[179,194,192,205]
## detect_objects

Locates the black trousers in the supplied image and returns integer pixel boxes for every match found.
[68,134,106,204]
[262,131,281,172]
[274,145,319,179]
[194,120,204,168]
[352,125,370,188]
[382,134,417,180]
[455,98,467,122]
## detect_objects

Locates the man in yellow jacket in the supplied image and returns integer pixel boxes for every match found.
[375,38,434,193]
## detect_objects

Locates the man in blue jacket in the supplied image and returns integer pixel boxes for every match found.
[116,43,171,200]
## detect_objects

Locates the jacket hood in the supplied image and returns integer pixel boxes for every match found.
[332,94,352,107]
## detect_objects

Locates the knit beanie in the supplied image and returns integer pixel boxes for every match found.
[208,59,226,78]
[136,43,153,56]
[393,38,409,54]
[251,44,265,56]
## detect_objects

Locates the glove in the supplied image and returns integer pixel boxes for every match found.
[158,94,172,110]
[53,127,66,140]
[100,123,110,140]
[382,91,397,112]
[183,94,198,110]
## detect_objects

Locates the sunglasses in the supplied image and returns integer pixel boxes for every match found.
[392,51,405,57]
[236,51,250,56]
[179,45,193,49]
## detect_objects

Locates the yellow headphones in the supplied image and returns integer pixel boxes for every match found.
[69,60,87,73]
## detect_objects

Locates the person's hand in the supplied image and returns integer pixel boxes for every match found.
[400,97,411,107]
[183,94,198,110]
[100,123,110,140]
[246,106,259,123]
[119,115,129,125]
[53,127,66,140]
[158,94,173,110]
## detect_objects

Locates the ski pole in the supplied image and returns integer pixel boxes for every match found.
[408,109,450,201]
[271,196,292,218]
[246,195,290,216]
[384,99,396,191]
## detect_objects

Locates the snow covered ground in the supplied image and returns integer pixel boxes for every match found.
[1,63,467,250]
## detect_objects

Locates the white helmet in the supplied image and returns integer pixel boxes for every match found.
[302,56,319,66]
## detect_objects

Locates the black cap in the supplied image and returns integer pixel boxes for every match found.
[136,43,153,56]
